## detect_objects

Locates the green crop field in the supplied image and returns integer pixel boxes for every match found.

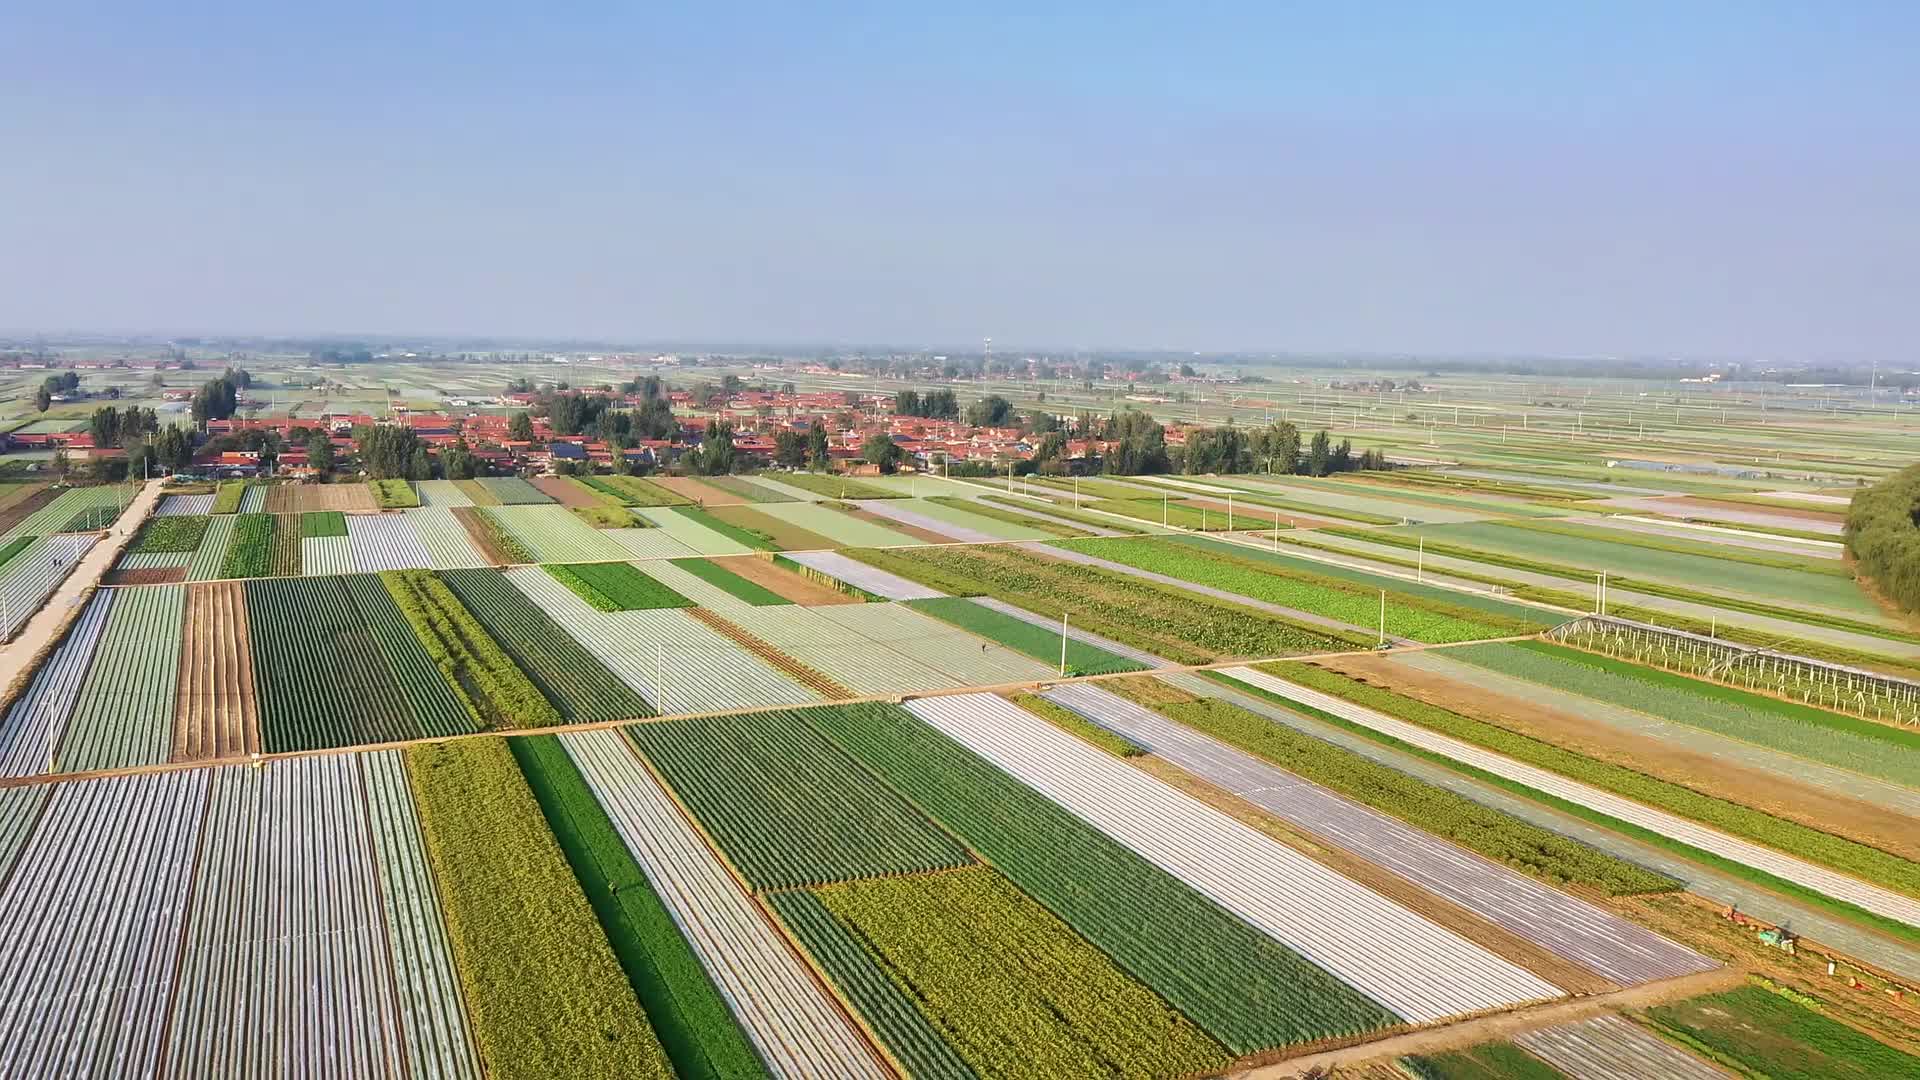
[438,567,653,722]
[905,596,1144,675]
[796,701,1400,1052]
[133,515,209,553]
[1645,985,1920,1080]
[407,738,673,1080]
[217,513,274,578]
[627,709,971,889]
[544,562,693,612]
[668,557,788,605]
[382,569,561,729]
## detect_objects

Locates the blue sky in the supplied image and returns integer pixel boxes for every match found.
[0,3,1912,359]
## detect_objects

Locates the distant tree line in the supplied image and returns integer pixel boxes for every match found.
[1846,467,1920,613]
[893,389,960,420]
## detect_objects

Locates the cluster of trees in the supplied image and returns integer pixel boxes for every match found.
[1845,467,1920,613]
[355,424,432,481]
[965,395,1016,428]
[687,419,736,476]
[1178,421,1384,476]
[88,405,161,449]
[893,389,960,420]
[189,367,251,426]
[31,371,81,412]
[771,425,832,470]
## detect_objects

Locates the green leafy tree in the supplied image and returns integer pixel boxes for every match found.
[308,430,337,476]
[441,436,476,480]
[966,395,1014,428]
[33,386,51,412]
[1306,430,1332,477]
[409,445,434,480]
[773,428,808,469]
[694,419,735,475]
[508,411,535,442]
[861,433,903,474]
[806,423,831,470]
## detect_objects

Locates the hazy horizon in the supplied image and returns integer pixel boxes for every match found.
[2,4,1912,363]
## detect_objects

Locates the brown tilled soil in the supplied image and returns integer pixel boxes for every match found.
[704,504,838,550]
[712,555,859,605]
[103,566,188,586]
[1671,496,1844,524]
[173,580,259,761]
[1135,756,1618,997]
[1316,653,1920,863]
[451,507,513,565]
[842,508,952,544]
[686,607,855,699]
[530,475,601,507]
[649,475,744,505]
[0,486,58,535]
[262,482,377,513]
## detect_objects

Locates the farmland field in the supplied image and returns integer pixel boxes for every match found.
[628,708,971,888]
[544,561,692,611]
[475,476,551,504]
[484,505,631,562]
[263,482,378,513]
[60,584,184,772]
[629,507,757,555]
[905,595,1145,675]
[763,471,902,500]
[1646,985,1920,1079]
[173,581,259,762]
[439,567,653,722]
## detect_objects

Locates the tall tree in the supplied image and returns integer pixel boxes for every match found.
[694,419,735,476]
[508,411,535,442]
[806,423,831,470]
[440,436,476,480]
[308,430,336,476]
[1306,430,1332,477]
[861,433,903,474]
[773,428,808,469]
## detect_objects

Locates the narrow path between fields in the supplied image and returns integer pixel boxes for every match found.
[0,478,163,690]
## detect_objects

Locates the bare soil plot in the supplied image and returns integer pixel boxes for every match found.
[451,507,514,565]
[261,483,377,513]
[648,475,747,505]
[711,554,859,605]
[529,476,601,507]
[703,504,838,549]
[1318,653,1920,864]
[0,486,57,536]
[172,581,259,761]
[104,566,188,586]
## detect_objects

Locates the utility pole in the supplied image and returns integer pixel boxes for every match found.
[1059,611,1069,677]
[1417,537,1424,583]
[1378,590,1386,646]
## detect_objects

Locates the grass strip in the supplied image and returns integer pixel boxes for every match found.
[847,543,1361,665]
[678,504,781,551]
[1013,693,1145,757]
[1125,681,1677,894]
[670,557,789,606]
[767,890,971,1079]
[1213,668,1920,948]
[1266,661,1920,900]
[811,868,1229,1080]
[570,504,634,528]
[405,737,672,1080]
[370,478,421,508]
[133,514,209,553]
[544,562,693,612]
[209,481,247,514]
[583,475,692,507]
[1055,535,1532,642]
[926,495,1089,537]
[1644,984,1920,1080]
[217,513,273,579]
[383,569,562,728]
[301,510,348,538]
[510,734,770,1080]
[769,471,902,500]
[978,494,1150,533]
[906,596,1144,675]
[797,701,1399,1052]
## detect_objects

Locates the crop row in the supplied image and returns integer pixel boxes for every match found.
[406,737,670,1079]
[60,584,183,773]
[184,514,235,581]
[439,567,651,722]
[509,735,769,1080]
[908,693,1563,1024]
[246,575,469,752]
[6,486,131,538]
[814,868,1231,1079]
[579,475,692,507]
[506,567,813,714]
[763,471,901,501]
[1232,664,1920,939]
[1043,683,1714,989]
[701,475,796,503]
[793,700,1396,1052]
[847,542,1353,665]
[269,514,303,575]
[484,505,631,562]
[628,709,971,889]
[475,476,552,504]
[0,534,97,639]
[217,513,274,578]
[158,494,215,516]
[134,514,209,553]
[668,557,788,605]
[381,569,561,729]
[345,512,435,572]
[561,728,889,1077]
[1454,641,1920,790]
[544,561,692,611]
[0,590,113,778]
